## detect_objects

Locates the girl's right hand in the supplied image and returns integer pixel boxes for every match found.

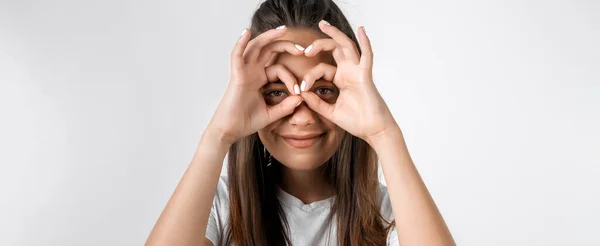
[207,26,305,145]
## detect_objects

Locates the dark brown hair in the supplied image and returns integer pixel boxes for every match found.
[226,0,395,245]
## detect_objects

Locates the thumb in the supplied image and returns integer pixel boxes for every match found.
[266,95,303,124]
[300,91,334,121]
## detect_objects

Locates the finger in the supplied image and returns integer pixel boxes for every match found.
[304,39,345,64]
[318,20,360,63]
[357,26,373,69]
[264,53,278,67]
[265,64,299,96]
[231,28,251,69]
[299,91,334,121]
[243,25,288,62]
[257,40,305,65]
[301,63,337,92]
[266,95,303,124]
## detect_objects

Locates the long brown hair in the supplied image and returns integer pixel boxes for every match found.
[226,0,395,245]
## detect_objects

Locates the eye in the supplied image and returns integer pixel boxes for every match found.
[315,87,334,95]
[312,85,339,104]
[264,90,287,97]
[263,89,289,106]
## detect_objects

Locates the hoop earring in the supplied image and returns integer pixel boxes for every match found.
[263,146,273,167]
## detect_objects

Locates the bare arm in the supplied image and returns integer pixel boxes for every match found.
[146,26,304,246]
[146,128,229,246]
[297,22,455,246]
[368,126,455,246]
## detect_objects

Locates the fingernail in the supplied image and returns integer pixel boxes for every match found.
[300,80,306,91]
[294,84,300,94]
[296,100,303,107]
[361,26,366,34]
[304,45,313,54]
[276,25,286,30]
[294,44,305,51]
[240,28,247,37]
[321,20,331,26]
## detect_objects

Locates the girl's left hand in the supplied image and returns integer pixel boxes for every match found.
[300,21,398,143]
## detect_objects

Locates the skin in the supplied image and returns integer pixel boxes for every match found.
[146,22,456,246]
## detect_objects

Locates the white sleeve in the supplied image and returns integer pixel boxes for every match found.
[387,226,399,246]
[205,200,221,246]
[205,176,229,246]
[378,183,399,245]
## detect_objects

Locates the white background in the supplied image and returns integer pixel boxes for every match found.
[1,0,598,245]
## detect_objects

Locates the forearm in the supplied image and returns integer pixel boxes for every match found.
[146,128,230,246]
[368,126,455,246]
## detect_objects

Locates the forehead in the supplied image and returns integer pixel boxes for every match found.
[274,28,333,78]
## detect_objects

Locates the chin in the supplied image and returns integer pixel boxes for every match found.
[272,154,329,171]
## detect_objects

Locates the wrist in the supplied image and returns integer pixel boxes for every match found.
[366,124,404,152]
[200,126,234,153]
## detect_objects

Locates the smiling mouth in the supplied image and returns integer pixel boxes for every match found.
[281,133,325,149]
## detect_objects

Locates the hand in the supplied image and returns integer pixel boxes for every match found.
[207,27,304,145]
[299,21,398,143]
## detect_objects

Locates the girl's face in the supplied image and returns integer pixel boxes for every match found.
[258,28,345,171]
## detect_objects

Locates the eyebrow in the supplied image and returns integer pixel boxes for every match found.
[262,80,285,89]
[314,78,334,84]
[268,79,330,86]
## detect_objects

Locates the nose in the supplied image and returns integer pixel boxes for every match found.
[287,102,318,127]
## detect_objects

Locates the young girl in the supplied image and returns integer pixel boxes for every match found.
[147,0,455,245]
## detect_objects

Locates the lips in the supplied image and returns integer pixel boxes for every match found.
[281,133,324,149]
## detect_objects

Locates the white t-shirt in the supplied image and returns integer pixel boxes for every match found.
[205,175,399,246]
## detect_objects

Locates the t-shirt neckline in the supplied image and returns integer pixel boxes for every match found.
[276,187,336,212]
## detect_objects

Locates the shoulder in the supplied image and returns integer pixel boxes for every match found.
[377,183,400,245]
[377,182,394,222]
[212,175,230,209]
[206,176,230,245]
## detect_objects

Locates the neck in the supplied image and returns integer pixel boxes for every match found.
[278,164,334,204]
